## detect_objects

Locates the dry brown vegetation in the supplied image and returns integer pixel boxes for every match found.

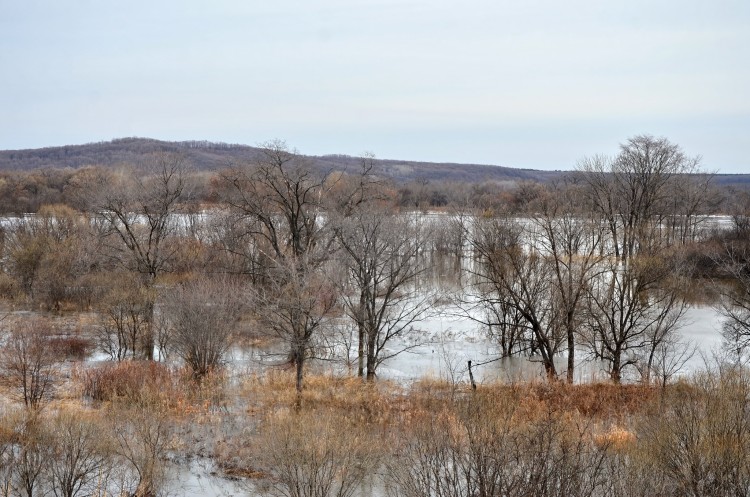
[212,370,750,497]
[0,346,748,496]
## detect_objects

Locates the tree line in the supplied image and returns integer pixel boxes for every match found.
[0,135,750,494]
[1,136,750,386]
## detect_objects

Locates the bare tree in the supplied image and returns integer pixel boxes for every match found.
[3,216,48,300]
[335,210,432,380]
[252,409,379,497]
[47,410,113,497]
[220,140,330,273]
[80,153,191,359]
[0,408,14,495]
[639,367,750,496]
[636,325,696,387]
[468,217,564,379]
[10,412,51,497]
[531,181,606,382]
[108,401,174,497]
[716,241,750,358]
[252,259,337,394]
[387,393,608,497]
[164,277,244,381]
[0,318,60,409]
[96,281,152,361]
[579,135,703,261]
[581,253,689,383]
[664,169,716,246]
[575,136,701,383]
[220,140,335,393]
[2,204,96,310]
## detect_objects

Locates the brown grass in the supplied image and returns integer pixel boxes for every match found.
[48,334,94,361]
[240,370,407,424]
[77,360,177,403]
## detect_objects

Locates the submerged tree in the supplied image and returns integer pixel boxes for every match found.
[468,216,564,379]
[335,209,431,380]
[221,140,334,393]
[531,182,606,382]
[78,153,192,360]
[581,253,689,383]
[164,277,244,381]
[716,240,750,359]
[0,318,60,410]
[252,258,338,394]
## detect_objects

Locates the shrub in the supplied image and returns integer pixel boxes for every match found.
[79,360,175,404]
[48,334,94,361]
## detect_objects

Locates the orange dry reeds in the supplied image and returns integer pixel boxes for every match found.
[240,370,407,424]
[48,334,94,361]
[77,360,177,404]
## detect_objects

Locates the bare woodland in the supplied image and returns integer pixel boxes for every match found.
[0,135,749,496]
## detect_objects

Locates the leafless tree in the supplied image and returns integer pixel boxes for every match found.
[386,393,609,497]
[639,367,750,496]
[467,216,564,379]
[664,169,716,245]
[220,140,335,393]
[2,205,96,309]
[10,412,51,497]
[716,241,750,359]
[334,210,432,380]
[164,277,244,381]
[252,259,337,394]
[107,401,174,497]
[579,135,704,261]
[0,318,60,409]
[252,409,379,497]
[581,253,689,383]
[531,181,606,382]
[220,140,330,274]
[727,189,750,239]
[47,410,113,497]
[80,153,191,359]
[96,281,153,361]
[0,408,14,495]
[636,325,696,387]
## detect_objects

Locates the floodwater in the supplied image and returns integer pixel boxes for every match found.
[2,212,736,496]
[371,304,726,384]
[174,303,728,497]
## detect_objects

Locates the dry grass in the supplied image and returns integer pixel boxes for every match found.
[76,360,178,403]
[238,371,658,428]
[48,334,94,361]
[240,370,407,424]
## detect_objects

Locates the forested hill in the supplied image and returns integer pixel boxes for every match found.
[3,137,748,186]
[0,137,560,183]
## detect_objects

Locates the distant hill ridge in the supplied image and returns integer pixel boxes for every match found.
[0,137,559,183]
[0,137,747,185]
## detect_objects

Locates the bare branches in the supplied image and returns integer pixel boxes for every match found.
[0,318,60,409]
[335,209,432,379]
[164,277,244,381]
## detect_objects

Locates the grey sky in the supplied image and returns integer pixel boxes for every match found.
[1,0,748,172]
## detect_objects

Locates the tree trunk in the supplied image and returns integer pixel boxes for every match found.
[295,352,305,394]
[365,331,378,381]
[142,299,155,361]
[357,321,365,377]
[610,349,622,384]
[566,322,575,384]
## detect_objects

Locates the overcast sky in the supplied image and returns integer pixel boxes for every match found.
[1,0,748,172]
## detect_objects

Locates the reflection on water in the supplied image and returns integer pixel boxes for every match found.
[172,304,727,496]
[225,304,727,386]
[369,304,726,385]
